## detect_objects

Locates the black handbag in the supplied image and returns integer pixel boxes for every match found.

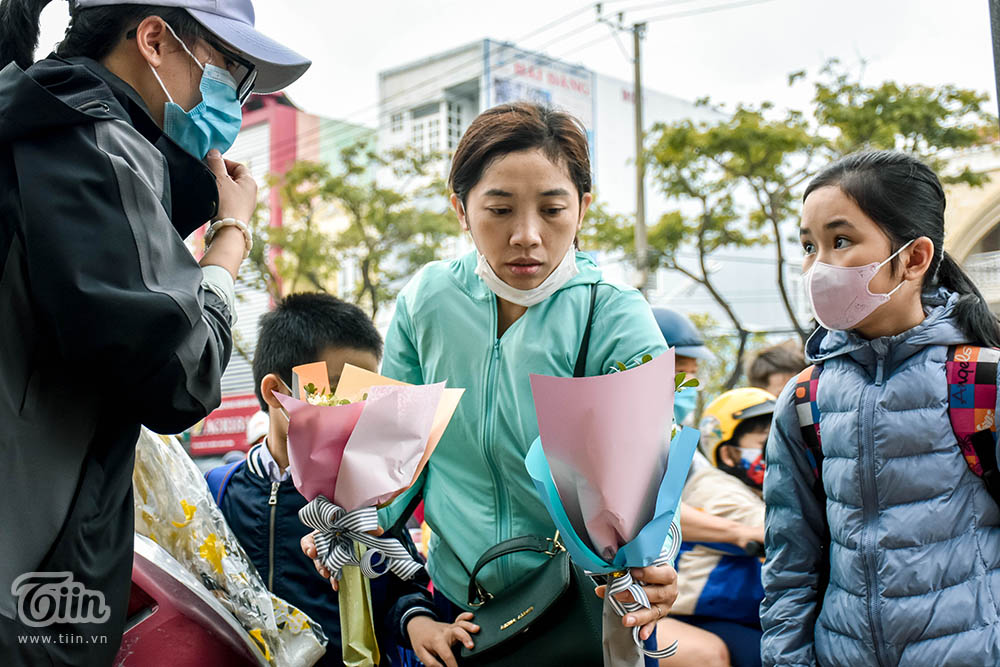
[458,532,604,666]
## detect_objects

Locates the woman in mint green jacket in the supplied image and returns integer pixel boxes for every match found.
[377,103,677,666]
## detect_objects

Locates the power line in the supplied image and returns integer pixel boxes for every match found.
[235,0,777,174]
[233,0,728,160]
[233,11,608,159]
[643,0,776,22]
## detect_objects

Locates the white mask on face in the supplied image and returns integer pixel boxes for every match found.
[475,247,580,307]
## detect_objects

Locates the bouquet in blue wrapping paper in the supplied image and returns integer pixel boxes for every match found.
[525,349,699,665]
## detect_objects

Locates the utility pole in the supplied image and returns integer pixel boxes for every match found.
[597,4,649,293]
[991,0,1000,122]
[632,22,649,294]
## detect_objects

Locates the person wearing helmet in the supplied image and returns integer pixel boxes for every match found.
[666,388,776,667]
[651,307,714,425]
[0,1,309,663]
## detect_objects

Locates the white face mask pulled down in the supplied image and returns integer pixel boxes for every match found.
[475,247,579,308]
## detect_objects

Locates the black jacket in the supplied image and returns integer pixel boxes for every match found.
[0,55,230,666]
[209,444,436,666]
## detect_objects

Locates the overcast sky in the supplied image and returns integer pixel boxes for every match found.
[36,0,998,126]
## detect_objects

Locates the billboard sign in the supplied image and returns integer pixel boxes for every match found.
[188,393,261,456]
[485,41,595,154]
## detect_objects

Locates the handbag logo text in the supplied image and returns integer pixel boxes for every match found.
[500,605,535,631]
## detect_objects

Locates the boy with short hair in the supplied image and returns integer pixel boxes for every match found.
[206,292,433,666]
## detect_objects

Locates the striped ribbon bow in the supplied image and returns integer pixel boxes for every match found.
[601,520,683,659]
[299,495,424,582]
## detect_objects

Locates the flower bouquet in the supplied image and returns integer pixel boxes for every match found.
[525,350,699,666]
[274,361,463,666]
[133,428,327,666]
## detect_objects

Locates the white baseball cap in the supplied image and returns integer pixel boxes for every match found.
[73,0,311,93]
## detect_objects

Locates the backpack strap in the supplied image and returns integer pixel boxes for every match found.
[791,363,831,597]
[793,364,825,485]
[946,345,1000,505]
[205,459,245,506]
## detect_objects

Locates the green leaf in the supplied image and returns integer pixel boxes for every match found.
[641,354,653,364]
[615,361,627,372]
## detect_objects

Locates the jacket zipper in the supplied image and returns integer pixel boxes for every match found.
[267,481,279,591]
[860,354,889,667]
[482,299,509,585]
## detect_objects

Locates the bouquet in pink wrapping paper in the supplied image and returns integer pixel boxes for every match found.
[526,349,700,665]
[274,361,463,510]
[274,361,463,667]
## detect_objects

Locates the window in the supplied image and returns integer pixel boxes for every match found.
[428,119,440,152]
[447,101,464,151]
[412,121,424,150]
[391,113,403,133]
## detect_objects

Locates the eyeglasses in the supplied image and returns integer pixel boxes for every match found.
[126,27,258,105]
[205,36,257,105]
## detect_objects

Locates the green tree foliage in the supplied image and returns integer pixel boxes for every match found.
[585,59,996,386]
[242,144,458,317]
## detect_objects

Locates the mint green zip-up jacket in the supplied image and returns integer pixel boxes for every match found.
[379,251,668,608]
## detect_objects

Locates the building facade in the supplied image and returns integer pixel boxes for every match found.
[944,144,1000,312]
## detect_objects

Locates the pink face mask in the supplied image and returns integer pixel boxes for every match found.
[805,240,913,331]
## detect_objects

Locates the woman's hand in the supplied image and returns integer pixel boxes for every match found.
[406,612,480,667]
[595,564,679,641]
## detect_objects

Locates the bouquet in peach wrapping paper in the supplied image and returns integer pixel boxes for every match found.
[525,349,699,667]
[274,361,463,667]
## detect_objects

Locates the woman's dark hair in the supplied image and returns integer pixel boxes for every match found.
[804,150,1000,347]
[448,102,592,205]
[0,0,210,71]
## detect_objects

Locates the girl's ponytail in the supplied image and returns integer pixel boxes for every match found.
[0,0,53,70]
[935,250,1000,347]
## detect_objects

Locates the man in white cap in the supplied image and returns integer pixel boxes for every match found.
[0,1,308,664]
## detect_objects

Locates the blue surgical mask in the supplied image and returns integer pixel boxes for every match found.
[674,386,698,425]
[149,23,242,159]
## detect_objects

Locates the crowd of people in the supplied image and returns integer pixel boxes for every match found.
[2,0,1000,665]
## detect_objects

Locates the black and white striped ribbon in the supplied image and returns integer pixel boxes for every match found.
[601,520,683,659]
[299,495,424,582]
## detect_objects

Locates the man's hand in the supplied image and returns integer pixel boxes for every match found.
[406,612,480,667]
[595,564,679,641]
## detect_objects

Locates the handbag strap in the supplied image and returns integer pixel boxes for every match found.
[467,534,564,607]
[573,283,599,378]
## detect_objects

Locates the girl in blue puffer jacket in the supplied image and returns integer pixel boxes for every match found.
[760,150,1000,667]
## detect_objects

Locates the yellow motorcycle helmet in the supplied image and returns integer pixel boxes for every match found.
[698,387,777,466]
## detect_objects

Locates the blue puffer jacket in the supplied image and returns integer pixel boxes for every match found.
[761,289,1000,667]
